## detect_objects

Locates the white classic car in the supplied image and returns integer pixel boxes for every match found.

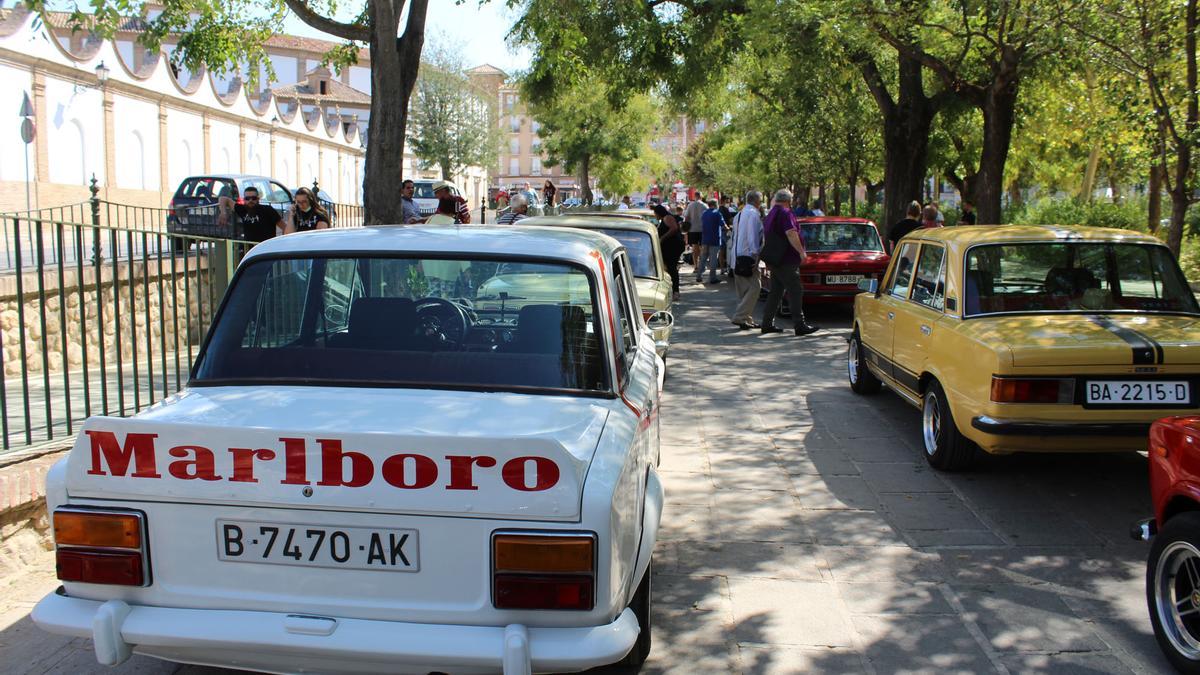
[32,226,665,674]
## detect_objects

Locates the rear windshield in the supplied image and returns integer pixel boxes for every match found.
[964,242,1200,316]
[194,256,610,393]
[175,177,237,202]
[801,222,883,252]
[597,229,657,278]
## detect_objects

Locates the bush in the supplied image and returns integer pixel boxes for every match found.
[1181,237,1200,284]
[1012,197,1148,232]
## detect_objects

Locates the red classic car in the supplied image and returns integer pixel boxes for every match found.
[1135,416,1200,673]
[762,218,890,314]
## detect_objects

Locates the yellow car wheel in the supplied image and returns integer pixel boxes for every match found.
[848,331,882,395]
[921,381,978,471]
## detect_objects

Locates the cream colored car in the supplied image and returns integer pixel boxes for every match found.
[520,215,674,360]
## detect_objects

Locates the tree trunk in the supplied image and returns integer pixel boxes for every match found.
[1168,186,1188,256]
[1148,165,1163,235]
[859,53,939,239]
[970,79,1019,225]
[362,0,429,224]
[439,159,452,182]
[849,171,859,216]
[1080,145,1101,201]
[580,154,593,205]
[832,182,842,215]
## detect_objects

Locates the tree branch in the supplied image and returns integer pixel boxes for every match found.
[282,0,369,42]
[397,0,430,74]
[852,52,894,119]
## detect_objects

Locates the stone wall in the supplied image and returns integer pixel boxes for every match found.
[0,252,218,377]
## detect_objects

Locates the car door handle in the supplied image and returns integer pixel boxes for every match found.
[921,325,932,336]
[887,312,895,320]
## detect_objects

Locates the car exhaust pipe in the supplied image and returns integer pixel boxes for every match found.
[1130,518,1157,541]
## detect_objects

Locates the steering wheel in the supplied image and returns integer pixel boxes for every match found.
[414,297,469,347]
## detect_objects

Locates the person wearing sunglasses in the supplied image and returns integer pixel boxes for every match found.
[217,186,282,243]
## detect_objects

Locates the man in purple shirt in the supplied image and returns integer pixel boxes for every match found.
[761,189,820,335]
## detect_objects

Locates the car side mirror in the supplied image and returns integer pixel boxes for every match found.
[647,310,674,330]
[857,278,879,294]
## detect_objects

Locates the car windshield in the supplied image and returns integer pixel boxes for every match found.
[194,256,610,393]
[964,242,1200,316]
[596,229,657,278]
[800,222,883,252]
[412,183,437,199]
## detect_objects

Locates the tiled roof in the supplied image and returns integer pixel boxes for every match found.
[271,77,371,106]
[466,63,507,76]
[265,34,370,61]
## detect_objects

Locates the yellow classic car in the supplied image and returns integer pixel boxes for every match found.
[519,215,675,360]
[849,225,1200,470]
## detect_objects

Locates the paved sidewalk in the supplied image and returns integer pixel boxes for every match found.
[0,272,1173,674]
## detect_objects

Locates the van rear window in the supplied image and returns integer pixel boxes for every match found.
[176,177,237,202]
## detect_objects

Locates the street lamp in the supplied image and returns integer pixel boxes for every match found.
[94,61,109,86]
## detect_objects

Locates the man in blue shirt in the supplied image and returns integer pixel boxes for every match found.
[696,199,725,284]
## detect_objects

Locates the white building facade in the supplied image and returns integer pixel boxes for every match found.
[0,8,366,214]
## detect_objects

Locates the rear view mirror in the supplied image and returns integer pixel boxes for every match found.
[647,310,674,330]
[857,278,879,294]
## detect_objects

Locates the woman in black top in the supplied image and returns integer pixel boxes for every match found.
[285,187,331,234]
[653,204,685,301]
[543,180,557,208]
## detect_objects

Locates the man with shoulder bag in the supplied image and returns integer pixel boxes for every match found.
[760,189,819,336]
[730,190,765,330]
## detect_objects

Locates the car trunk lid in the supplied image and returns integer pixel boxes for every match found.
[979,314,1200,367]
[65,386,608,521]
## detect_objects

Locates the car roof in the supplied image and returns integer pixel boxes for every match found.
[242,225,624,269]
[797,216,876,225]
[903,224,1165,247]
[181,174,281,183]
[519,215,658,235]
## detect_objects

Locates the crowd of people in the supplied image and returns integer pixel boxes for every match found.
[650,189,969,336]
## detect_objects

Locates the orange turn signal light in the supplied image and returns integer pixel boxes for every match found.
[54,510,142,549]
[494,535,594,574]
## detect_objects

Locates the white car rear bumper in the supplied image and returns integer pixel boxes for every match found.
[33,591,639,675]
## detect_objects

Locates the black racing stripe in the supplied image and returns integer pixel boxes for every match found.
[891,365,921,393]
[1088,315,1162,365]
[862,344,893,379]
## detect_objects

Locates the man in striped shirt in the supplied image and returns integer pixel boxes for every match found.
[496,194,529,224]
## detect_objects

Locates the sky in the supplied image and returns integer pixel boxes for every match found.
[282,0,532,75]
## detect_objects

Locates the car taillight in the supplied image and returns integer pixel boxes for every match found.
[167,200,176,217]
[492,533,595,610]
[990,377,1073,404]
[53,508,148,586]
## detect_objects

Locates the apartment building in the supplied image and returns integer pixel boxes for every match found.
[467,64,584,200]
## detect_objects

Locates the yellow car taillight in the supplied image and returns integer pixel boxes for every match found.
[492,533,595,610]
[53,508,148,587]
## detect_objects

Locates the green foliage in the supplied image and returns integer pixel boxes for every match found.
[1008,197,1150,231]
[519,72,660,203]
[409,40,503,181]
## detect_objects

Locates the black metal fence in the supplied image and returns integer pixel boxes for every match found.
[0,188,366,455]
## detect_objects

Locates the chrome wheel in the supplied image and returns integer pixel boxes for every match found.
[847,339,860,385]
[1155,540,1200,662]
[922,391,940,457]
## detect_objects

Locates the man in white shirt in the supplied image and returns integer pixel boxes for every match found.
[730,190,765,329]
[684,194,707,273]
[618,196,631,210]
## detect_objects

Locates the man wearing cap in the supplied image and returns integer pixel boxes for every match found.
[433,180,471,224]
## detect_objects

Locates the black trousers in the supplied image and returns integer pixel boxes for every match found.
[762,263,804,327]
